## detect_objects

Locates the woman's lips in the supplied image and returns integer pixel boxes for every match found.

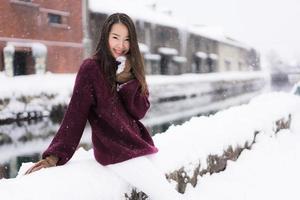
[114,48,126,54]
[113,48,128,58]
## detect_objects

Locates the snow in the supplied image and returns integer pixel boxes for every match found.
[31,43,47,57]
[172,56,187,63]
[138,42,150,53]
[88,0,252,50]
[291,81,300,95]
[0,72,74,98]
[185,127,300,200]
[157,47,178,55]
[0,71,269,122]
[195,51,207,59]
[0,72,74,120]
[146,71,269,85]
[1,90,300,199]
[188,25,252,50]
[88,0,187,29]
[6,42,47,58]
[144,53,161,61]
[3,44,15,53]
[209,53,218,60]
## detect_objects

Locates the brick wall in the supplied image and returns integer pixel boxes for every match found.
[0,0,84,73]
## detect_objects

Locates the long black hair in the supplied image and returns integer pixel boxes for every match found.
[93,13,148,95]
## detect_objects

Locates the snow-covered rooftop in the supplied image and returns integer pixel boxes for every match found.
[88,0,252,50]
[88,0,187,29]
[188,25,252,50]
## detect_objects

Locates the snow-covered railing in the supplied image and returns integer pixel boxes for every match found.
[0,71,269,125]
[0,92,299,199]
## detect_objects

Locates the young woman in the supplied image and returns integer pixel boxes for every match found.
[25,13,182,200]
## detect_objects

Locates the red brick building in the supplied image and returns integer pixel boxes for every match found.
[0,0,84,75]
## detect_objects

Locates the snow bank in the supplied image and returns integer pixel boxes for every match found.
[152,92,298,173]
[0,92,299,199]
[185,127,300,200]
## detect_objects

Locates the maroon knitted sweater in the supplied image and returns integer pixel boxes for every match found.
[42,58,158,165]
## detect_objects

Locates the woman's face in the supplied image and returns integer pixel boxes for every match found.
[108,23,130,59]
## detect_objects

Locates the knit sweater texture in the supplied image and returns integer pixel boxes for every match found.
[42,58,158,165]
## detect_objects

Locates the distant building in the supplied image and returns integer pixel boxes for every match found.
[0,0,261,76]
[0,0,84,76]
[88,0,261,75]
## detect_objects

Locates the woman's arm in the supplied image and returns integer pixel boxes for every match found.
[41,60,95,166]
[118,79,150,120]
[25,60,96,175]
[116,58,150,120]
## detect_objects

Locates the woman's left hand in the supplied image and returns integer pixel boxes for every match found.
[116,59,134,83]
[24,155,58,175]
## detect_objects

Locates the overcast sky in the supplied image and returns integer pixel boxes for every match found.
[151,0,300,64]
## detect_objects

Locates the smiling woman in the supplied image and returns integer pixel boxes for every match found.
[108,23,130,58]
[93,13,148,94]
[24,13,183,200]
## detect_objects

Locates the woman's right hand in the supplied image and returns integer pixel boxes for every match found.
[116,59,134,83]
[25,155,58,175]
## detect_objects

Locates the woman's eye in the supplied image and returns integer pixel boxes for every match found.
[113,36,118,39]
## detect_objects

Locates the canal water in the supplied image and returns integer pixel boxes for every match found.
[0,109,216,179]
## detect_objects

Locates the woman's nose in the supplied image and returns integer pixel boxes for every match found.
[117,41,125,49]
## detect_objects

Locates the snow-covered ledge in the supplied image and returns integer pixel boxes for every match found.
[3,45,15,77]
[0,92,299,199]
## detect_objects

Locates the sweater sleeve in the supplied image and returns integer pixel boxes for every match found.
[118,79,150,120]
[42,60,95,165]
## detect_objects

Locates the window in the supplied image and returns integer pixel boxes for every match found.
[40,8,69,29]
[48,13,62,24]
[158,28,171,41]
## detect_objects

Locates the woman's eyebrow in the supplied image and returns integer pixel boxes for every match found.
[111,33,120,37]
[111,33,129,38]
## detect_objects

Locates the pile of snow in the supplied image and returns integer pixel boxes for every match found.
[0,92,300,199]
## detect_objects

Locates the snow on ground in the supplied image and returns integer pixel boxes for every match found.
[0,91,299,200]
[185,122,300,200]
[152,92,299,174]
